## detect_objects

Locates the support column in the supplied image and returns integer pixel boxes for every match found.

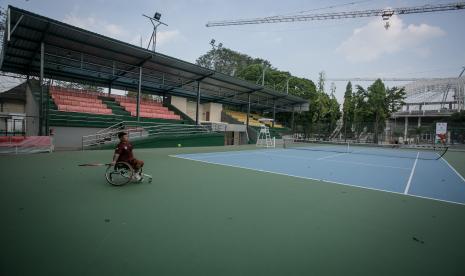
[45,81,50,135]
[39,42,44,136]
[417,117,421,127]
[108,83,112,96]
[291,109,295,131]
[137,67,142,121]
[196,81,201,125]
[272,101,276,128]
[404,117,408,142]
[246,93,251,129]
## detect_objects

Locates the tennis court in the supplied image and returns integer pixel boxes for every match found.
[2,145,465,275]
[173,142,465,205]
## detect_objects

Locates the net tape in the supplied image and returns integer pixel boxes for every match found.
[283,138,447,160]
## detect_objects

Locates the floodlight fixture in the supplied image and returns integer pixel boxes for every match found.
[143,12,168,52]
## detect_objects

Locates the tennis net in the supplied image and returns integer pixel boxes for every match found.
[282,138,447,160]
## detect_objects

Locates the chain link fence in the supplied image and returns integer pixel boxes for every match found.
[292,120,465,149]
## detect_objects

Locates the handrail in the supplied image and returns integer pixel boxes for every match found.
[82,122,215,150]
[96,121,124,134]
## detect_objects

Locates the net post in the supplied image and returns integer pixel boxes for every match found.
[436,146,448,160]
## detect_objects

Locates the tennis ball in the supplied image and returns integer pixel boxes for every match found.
[178,144,182,147]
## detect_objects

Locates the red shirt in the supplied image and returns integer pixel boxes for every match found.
[115,141,134,163]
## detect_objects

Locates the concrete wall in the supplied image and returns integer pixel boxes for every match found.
[25,82,40,136]
[226,123,246,132]
[203,102,222,122]
[171,96,223,122]
[186,100,203,121]
[53,126,105,150]
[170,96,187,114]
[1,101,25,113]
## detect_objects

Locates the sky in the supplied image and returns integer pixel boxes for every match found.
[1,0,464,104]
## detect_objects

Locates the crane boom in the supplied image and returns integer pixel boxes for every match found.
[206,2,465,27]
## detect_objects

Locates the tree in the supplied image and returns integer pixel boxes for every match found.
[317,71,326,94]
[328,92,341,131]
[0,7,5,55]
[352,79,406,143]
[342,81,354,137]
[367,79,387,143]
[196,47,343,135]
[126,90,154,100]
[52,80,104,93]
[196,47,269,77]
[385,86,406,114]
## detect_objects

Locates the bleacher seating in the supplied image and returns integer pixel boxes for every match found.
[225,110,283,128]
[50,87,112,115]
[111,95,181,120]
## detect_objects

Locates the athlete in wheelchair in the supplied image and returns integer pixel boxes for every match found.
[106,131,151,186]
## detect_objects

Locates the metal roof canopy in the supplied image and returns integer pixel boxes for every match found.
[0,6,308,113]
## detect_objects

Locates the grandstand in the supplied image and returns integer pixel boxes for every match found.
[395,77,465,115]
[0,6,305,151]
[391,77,465,143]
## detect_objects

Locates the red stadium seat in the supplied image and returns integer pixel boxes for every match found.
[11,136,25,143]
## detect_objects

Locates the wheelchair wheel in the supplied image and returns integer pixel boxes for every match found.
[105,161,134,186]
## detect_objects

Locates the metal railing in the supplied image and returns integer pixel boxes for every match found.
[82,122,215,150]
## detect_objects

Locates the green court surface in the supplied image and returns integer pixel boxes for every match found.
[1,146,465,275]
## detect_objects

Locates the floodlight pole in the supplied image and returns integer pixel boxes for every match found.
[291,108,295,131]
[143,14,168,53]
[137,67,142,121]
[196,81,201,125]
[272,100,276,128]
[39,42,44,136]
[246,93,251,129]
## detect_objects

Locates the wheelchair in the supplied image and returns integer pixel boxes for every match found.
[105,161,152,186]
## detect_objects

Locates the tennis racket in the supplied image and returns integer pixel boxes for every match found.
[78,163,112,167]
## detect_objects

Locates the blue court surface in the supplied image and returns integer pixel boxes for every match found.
[173,147,465,205]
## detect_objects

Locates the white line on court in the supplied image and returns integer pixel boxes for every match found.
[256,152,410,170]
[325,159,411,170]
[170,154,465,206]
[175,148,281,158]
[317,152,348,160]
[404,152,420,194]
[441,157,465,183]
[179,150,411,170]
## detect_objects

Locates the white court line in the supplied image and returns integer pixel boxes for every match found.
[441,157,465,183]
[175,149,269,158]
[177,150,410,171]
[170,155,465,206]
[325,159,410,171]
[404,152,420,194]
[256,152,410,170]
[317,152,348,160]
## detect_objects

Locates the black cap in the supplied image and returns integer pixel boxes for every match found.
[118,131,127,138]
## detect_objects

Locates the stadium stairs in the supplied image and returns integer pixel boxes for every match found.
[101,97,131,116]
[33,86,225,149]
[47,88,190,128]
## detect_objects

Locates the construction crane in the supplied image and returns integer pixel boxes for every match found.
[326,78,447,82]
[206,2,465,29]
